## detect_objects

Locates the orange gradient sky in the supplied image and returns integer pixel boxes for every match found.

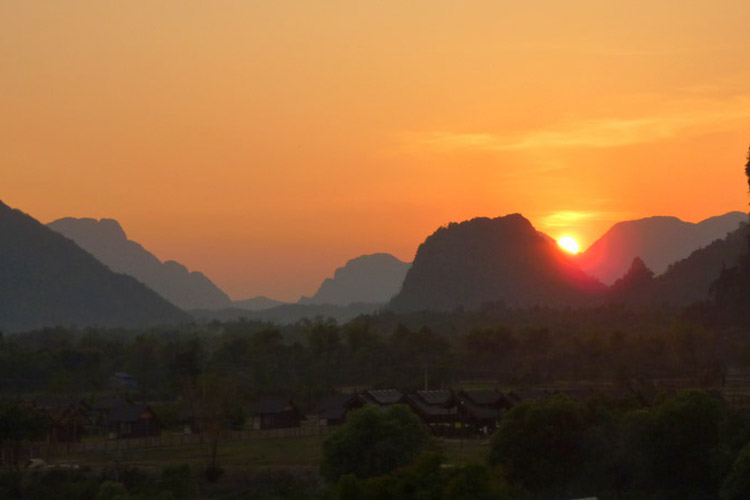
[2,1,749,301]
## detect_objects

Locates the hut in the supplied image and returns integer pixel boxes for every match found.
[106,403,161,439]
[316,394,363,426]
[251,398,302,430]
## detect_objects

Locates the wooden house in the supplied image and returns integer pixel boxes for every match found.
[358,389,404,408]
[457,390,512,435]
[106,403,161,439]
[405,390,459,435]
[31,398,92,443]
[251,398,302,430]
[316,394,363,426]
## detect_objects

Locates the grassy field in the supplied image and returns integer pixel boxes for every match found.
[55,434,489,471]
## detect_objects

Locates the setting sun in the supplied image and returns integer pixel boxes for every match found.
[557,236,580,255]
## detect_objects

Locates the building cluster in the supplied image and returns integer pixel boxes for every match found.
[23,385,622,444]
[261,388,595,435]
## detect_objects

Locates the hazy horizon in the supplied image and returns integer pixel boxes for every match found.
[3,1,749,301]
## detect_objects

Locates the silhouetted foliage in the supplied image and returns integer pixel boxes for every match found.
[321,405,433,482]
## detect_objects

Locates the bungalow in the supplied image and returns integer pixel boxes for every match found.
[357,389,404,408]
[405,390,459,435]
[251,398,302,430]
[457,390,512,435]
[106,403,161,439]
[31,398,92,443]
[316,394,363,426]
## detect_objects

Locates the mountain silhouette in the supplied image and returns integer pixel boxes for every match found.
[0,201,189,332]
[579,212,746,285]
[48,217,231,310]
[614,222,749,306]
[299,253,411,306]
[389,214,604,312]
[232,296,287,311]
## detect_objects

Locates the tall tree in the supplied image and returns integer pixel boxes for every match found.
[745,145,750,252]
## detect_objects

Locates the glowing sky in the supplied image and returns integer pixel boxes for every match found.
[2,1,749,301]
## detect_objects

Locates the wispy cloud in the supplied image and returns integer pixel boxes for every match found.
[541,210,629,227]
[412,95,750,152]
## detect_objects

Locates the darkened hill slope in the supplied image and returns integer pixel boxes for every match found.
[0,201,189,332]
[579,212,746,285]
[48,217,231,310]
[389,214,604,312]
[299,253,411,305]
[629,222,749,306]
[232,296,287,311]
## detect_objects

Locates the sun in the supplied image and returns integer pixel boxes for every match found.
[557,236,580,255]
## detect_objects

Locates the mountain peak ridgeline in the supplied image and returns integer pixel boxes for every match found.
[48,217,231,311]
[390,214,604,312]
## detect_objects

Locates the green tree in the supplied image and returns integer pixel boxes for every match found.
[321,405,434,482]
[722,441,750,500]
[488,396,587,496]
[0,400,48,470]
[648,390,724,498]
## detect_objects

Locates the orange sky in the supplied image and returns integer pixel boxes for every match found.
[2,1,749,301]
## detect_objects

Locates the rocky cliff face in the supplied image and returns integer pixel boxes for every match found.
[0,201,189,332]
[300,253,411,305]
[390,214,604,312]
[578,212,746,285]
[48,217,231,310]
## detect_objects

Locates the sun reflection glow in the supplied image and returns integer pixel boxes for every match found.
[557,236,580,254]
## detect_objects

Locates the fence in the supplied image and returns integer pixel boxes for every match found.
[28,422,331,461]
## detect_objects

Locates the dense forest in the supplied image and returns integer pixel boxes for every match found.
[2,293,750,498]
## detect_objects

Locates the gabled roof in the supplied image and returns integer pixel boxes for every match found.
[316,394,359,420]
[406,394,457,418]
[460,398,504,421]
[253,398,298,415]
[106,404,155,424]
[28,398,92,425]
[361,389,403,406]
[415,390,455,406]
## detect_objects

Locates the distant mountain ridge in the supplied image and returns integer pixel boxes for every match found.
[609,222,749,306]
[48,217,231,310]
[390,214,604,312]
[578,212,746,285]
[299,253,411,306]
[231,296,287,311]
[0,201,189,332]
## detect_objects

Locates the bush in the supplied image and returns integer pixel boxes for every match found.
[321,404,434,482]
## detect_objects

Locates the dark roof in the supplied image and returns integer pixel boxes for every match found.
[361,389,403,406]
[406,395,457,418]
[107,404,154,424]
[253,398,298,415]
[461,390,506,406]
[415,390,455,406]
[29,398,91,424]
[316,394,358,420]
[460,398,504,421]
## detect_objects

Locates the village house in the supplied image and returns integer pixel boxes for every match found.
[457,390,513,435]
[405,390,459,435]
[357,389,404,408]
[105,403,161,439]
[251,398,302,430]
[315,393,363,426]
[30,398,92,443]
